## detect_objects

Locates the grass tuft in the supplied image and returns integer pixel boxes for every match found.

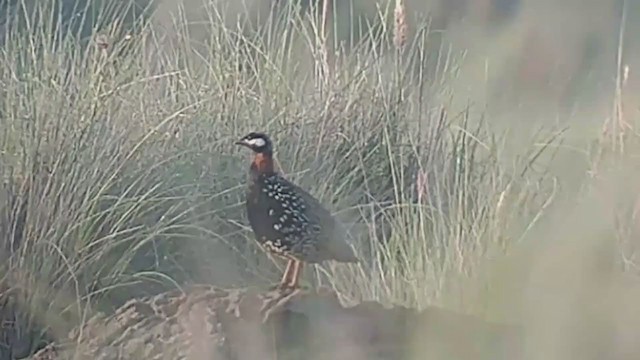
[0,0,639,358]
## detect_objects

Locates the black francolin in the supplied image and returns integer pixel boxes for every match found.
[235,132,358,290]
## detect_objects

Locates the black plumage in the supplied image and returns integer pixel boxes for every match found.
[235,132,358,289]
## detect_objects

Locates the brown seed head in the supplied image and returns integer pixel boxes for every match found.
[394,0,408,50]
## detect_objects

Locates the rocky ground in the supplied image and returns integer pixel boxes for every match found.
[15,285,522,360]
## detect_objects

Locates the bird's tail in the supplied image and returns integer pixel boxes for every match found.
[328,233,359,263]
[327,214,360,262]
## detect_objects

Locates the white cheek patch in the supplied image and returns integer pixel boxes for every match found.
[246,138,266,147]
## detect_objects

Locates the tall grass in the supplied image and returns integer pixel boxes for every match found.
[0,0,638,358]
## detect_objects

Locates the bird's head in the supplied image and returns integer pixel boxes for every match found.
[235,132,273,155]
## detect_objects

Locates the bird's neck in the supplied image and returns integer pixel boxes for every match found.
[250,152,275,177]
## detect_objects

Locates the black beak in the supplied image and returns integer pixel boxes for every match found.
[235,139,246,146]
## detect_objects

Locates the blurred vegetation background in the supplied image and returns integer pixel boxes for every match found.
[0,0,639,359]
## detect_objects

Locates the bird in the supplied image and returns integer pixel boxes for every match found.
[235,132,358,290]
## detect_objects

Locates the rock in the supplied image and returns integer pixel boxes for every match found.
[26,285,521,360]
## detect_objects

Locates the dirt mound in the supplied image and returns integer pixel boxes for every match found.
[26,285,521,360]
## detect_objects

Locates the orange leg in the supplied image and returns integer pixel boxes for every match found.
[279,259,294,288]
[287,260,303,289]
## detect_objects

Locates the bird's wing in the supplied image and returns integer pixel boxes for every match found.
[285,180,358,262]
[286,181,336,228]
